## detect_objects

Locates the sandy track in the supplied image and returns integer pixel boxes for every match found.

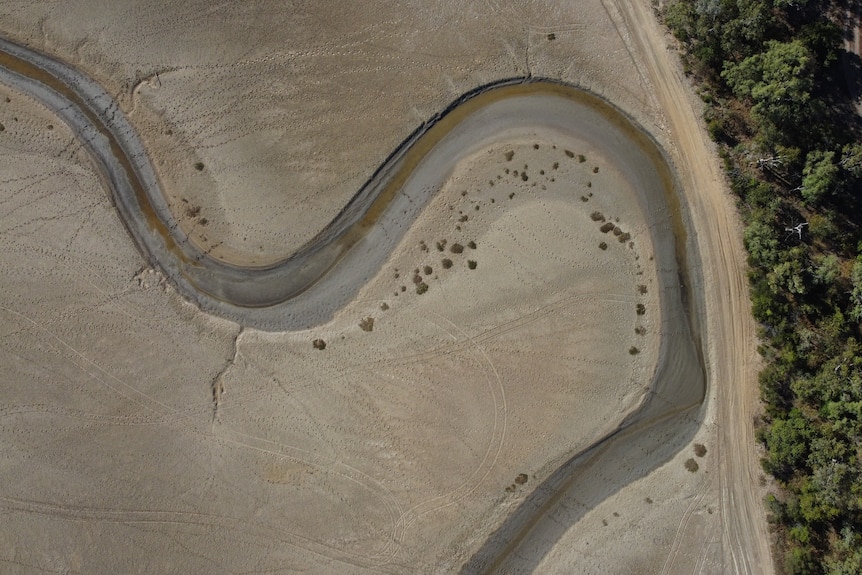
[615,0,773,572]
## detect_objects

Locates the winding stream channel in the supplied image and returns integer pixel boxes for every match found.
[0,36,707,572]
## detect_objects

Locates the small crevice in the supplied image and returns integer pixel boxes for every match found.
[211,325,243,427]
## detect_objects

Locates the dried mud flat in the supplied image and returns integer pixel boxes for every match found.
[0,1,771,574]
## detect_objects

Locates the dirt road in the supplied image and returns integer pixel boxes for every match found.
[614,0,773,572]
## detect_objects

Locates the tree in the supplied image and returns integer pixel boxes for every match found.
[801,150,839,206]
[763,408,813,480]
[851,258,862,323]
[744,218,780,267]
[721,40,818,146]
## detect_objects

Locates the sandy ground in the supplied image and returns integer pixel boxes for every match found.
[0,1,772,574]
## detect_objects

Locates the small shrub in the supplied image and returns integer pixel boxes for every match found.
[509,192,515,199]
[618,232,631,243]
[436,240,447,251]
[591,211,606,222]
[412,274,423,285]
[565,149,574,158]
[629,346,640,355]
[645,497,653,504]
[505,150,514,161]
[593,166,599,173]
[468,241,477,249]
[638,285,647,294]
[636,304,646,315]
[467,260,477,270]
[442,258,453,269]
[416,282,428,295]
[578,154,586,163]
[380,303,389,311]
[599,242,608,250]
[553,161,559,169]
[423,265,433,275]
[515,473,529,485]
[451,243,464,254]
[521,172,528,181]
[359,317,374,332]
[459,215,468,222]
[547,33,556,40]
[312,339,326,350]
[600,222,615,233]
[635,326,646,335]
[694,443,707,457]
[194,162,204,171]
[684,458,699,472]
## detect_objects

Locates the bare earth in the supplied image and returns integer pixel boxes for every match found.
[0,1,772,574]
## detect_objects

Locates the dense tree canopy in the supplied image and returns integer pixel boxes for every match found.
[722,40,816,146]
[664,0,862,572]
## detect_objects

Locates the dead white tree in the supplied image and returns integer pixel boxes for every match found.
[784,222,808,241]
[756,155,785,169]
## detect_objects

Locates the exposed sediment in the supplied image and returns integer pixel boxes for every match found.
[0,34,705,572]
